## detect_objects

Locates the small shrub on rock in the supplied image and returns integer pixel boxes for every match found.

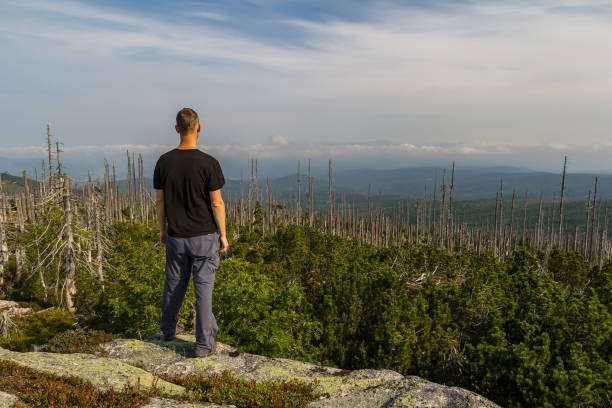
[0,359,160,407]
[42,328,116,355]
[169,369,319,408]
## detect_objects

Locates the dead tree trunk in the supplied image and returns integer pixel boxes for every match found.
[537,193,543,248]
[0,176,6,289]
[589,178,599,261]
[15,194,25,233]
[439,170,446,249]
[328,159,333,235]
[93,189,104,286]
[522,192,528,245]
[498,179,504,254]
[14,239,26,285]
[55,141,63,175]
[308,159,313,227]
[47,125,54,187]
[448,162,455,250]
[34,226,48,302]
[558,156,567,247]
[584,190,592,255]
[22,171,32,223]
[62,175,77,312]
[296,161,301,225]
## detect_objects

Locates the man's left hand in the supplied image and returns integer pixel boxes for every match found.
[160,230,168,246]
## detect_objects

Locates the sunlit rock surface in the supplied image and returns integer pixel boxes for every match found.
[102,334,501,408]
[0,346,184,395]
[142,398,234,408]
[0,334,501,407]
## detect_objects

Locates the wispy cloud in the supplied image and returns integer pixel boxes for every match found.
[3,140,611,158]
[5,140,612,175]
[1,0,611,172]
[183,10,230,22]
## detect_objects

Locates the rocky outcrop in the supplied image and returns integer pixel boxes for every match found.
[141,399,233,408]
[0,334,502,407]
[102,334,501,408]
[0,346,184,394]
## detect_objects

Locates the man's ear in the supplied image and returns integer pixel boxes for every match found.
[196,122,201,133]
[175,124,180,134]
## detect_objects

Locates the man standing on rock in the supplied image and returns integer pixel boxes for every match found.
[153,107,228,357]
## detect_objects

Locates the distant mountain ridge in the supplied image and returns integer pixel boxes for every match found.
[0,171,40,194]
[245,166,609,200]
[2,165,610,199]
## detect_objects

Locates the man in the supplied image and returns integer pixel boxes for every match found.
[153,107,228,358]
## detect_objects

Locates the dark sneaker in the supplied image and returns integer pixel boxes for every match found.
[146,333,178,342]
[146,333,164,341]
[193,342,217,358]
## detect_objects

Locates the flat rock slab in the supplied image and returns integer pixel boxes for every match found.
[0,337,502,408]
[0,346,184,395]
[310,376,501,408]
[0,391,21,408]
[141,398,235,408]
[102,335,501,407]
[103,335,403,398]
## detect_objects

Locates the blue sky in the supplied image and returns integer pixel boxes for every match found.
[1,0,612,178]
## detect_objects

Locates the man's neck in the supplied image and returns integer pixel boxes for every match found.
[177,133,198,149]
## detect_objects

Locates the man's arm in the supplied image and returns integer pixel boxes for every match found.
[209,189,228,253]
[155,189,167,245]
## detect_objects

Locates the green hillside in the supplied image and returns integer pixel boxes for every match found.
[0,172,40,194]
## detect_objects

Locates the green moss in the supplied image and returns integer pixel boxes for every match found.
[0,309,74,352]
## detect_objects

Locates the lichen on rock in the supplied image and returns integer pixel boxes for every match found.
[0,334,501,408]
[0,346,184,395]
[141,398,235,408]
[101,334,501,407]
[103,335,404,399]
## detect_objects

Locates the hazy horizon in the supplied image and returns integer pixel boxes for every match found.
[1,146,610,183]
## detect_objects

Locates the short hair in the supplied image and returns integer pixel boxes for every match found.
[176,108,199,135]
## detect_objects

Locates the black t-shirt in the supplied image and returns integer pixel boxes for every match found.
[153,148,225,238]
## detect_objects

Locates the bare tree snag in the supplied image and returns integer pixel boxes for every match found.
[558,156,567,247]
[62,175,77,312]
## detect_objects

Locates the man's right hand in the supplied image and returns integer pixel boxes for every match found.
[160,230,168,246]
[219,235,229,253]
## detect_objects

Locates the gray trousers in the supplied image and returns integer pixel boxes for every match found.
[160,232,220,353]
